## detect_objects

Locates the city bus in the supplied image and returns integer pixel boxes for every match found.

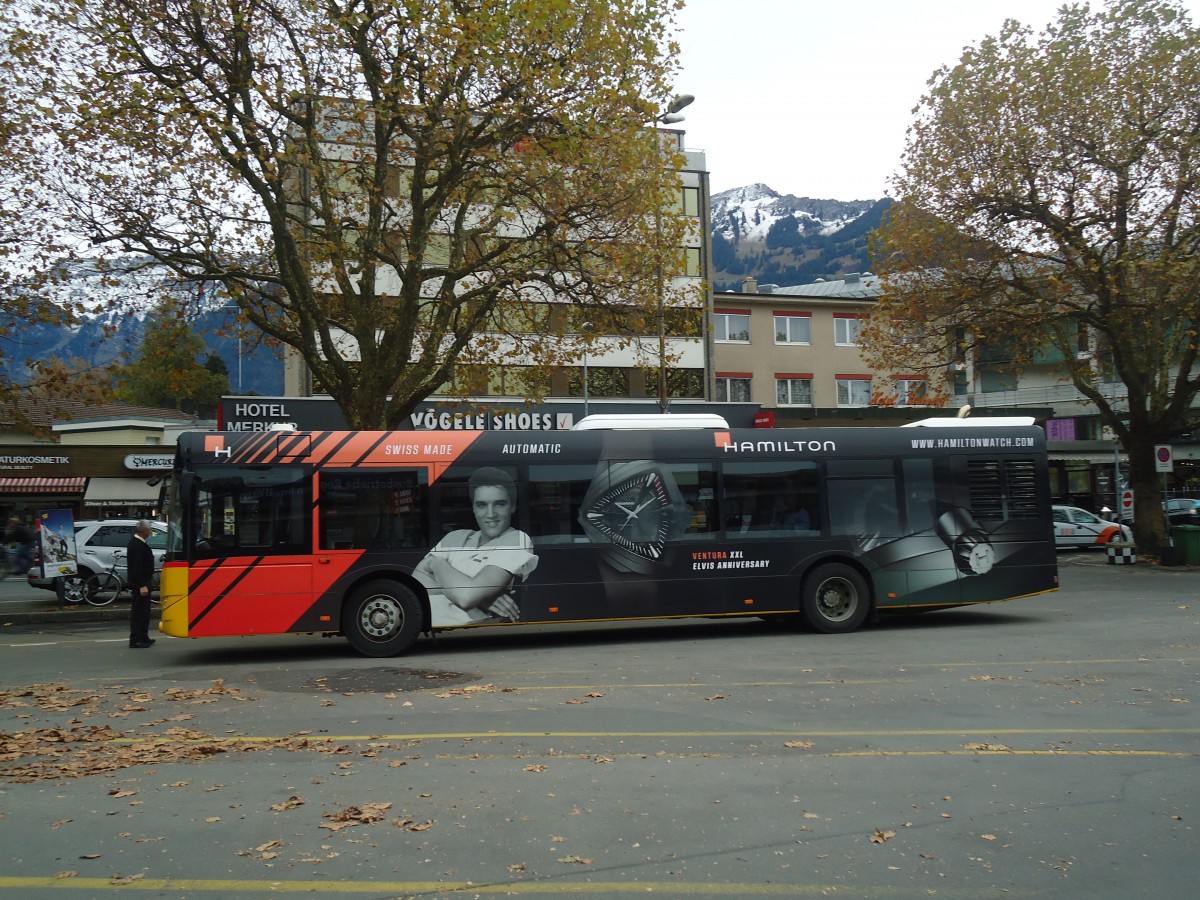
[159,417,1058,656]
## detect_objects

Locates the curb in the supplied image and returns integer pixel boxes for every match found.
[1058,552,1200,571]
[1,606,148,627]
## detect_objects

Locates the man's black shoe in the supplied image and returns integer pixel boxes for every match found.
[129,639,155,649]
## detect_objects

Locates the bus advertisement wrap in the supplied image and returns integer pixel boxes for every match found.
[159,423,1058,656]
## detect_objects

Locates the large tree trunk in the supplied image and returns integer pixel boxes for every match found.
[1125,431,1169,557]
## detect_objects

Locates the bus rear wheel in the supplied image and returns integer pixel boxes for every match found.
[344,580,422,657]
[801,563,871,634]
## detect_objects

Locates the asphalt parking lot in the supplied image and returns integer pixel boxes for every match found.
[1,552,1197,898]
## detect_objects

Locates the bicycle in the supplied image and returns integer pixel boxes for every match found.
[76,552,161,607]
[49,570,106,606]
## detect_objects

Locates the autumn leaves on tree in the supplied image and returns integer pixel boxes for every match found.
[1,0,689,430]
[866,0,1200,554]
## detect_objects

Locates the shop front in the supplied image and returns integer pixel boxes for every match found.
[0,448,174,525]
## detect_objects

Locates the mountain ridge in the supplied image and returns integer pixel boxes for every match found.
[3,186,886,397]
[710,184,889,290]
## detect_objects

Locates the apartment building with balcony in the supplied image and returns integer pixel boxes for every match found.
[711,274,1200,512]
[963,337,1200,511]
[711,273,927,426]
[284,130,712,411]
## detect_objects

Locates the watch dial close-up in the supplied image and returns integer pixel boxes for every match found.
[585,470,671,558]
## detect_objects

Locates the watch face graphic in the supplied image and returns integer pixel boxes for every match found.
[580,462,688,575]
[936,507,996,576]
[954,530,996,575]
[585,470,671,557]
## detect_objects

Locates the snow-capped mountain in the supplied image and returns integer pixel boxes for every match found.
[4,187,886,391]
[711,184,880,245]
[709,184,891,291]
[3,260,282,394]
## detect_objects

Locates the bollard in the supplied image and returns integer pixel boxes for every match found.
[1106,541,1137,565]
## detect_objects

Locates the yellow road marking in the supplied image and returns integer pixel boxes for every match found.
[416,749,1198,759]
[0,876,1037,895]
[825,749,1198,757]
[107,726,1200,743]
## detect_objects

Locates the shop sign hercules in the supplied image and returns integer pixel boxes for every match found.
[123,455,174,471]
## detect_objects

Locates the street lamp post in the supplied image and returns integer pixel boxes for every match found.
[654,94,694,413]
[581,321,594,417]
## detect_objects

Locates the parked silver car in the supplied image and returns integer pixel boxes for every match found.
[28,519,168,592]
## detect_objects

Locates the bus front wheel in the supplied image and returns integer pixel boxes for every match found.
[344,580,423,657]
[801,563,871,634]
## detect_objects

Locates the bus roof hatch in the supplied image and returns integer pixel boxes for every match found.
[573,413,731,431]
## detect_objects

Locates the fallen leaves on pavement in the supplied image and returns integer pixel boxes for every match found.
[0,681,417,782]
[237,839,285,859]
[320,802,392,831]
[432,683,515,698]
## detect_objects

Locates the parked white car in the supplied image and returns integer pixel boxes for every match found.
[1052,505,1132,549]
[28,519,168,592]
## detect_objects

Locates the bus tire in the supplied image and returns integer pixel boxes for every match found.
[343,580,422,657]
[801,563,871,634]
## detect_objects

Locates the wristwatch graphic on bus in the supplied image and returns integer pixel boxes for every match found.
[579,460,691,575]
[859,505,996,577]
[937,507,995,575]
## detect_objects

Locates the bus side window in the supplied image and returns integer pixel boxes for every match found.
[902,458,937,533]
[828,477,898,538]
[318,470,428,551]
[434,466,521,541]
[528,465,594,545]
[721,471,758,532]
[722,460,820,537]
[434,479,473,538]
[664,463,718,537]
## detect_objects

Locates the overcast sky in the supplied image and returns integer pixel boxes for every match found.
[674,0,1200,201]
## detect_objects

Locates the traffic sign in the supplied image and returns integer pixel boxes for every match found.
[1155,444,1174,473]
[1120,489,1135,518]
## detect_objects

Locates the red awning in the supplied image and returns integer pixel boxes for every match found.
[0,476,87,494]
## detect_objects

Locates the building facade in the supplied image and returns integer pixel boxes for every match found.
[0,401,198,524]
[285,130,713,410]
[708,275,1200,513]
[712,274,892,419]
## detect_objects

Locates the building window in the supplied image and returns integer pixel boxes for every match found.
[716,375,752,402]
[431,365,549,397]
[836,377,871,407]
[680,186,700,217]
[834,314,865,346]
[895,378,928,406]
[664,306,703,338]
[952,369,969,396]
[776,377,813,406]
[714,311,751,343]
[1076,318,1091,356]
[684,247,702,277]
[571,366,628,398]
[643,367,705,399]
[774,313,811,344]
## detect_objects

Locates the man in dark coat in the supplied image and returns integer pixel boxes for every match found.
[127,520,156,649]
